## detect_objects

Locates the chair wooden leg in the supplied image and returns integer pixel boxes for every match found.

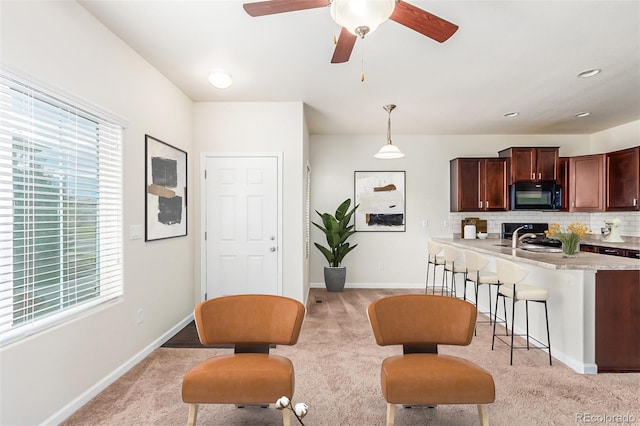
[282,407,291,426]
[477,404,489,426]
[187,404,198,426]
[386,402,395,426]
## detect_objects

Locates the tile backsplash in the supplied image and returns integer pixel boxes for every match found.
[448,211,640,237]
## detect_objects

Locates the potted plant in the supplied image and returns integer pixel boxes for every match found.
[312,198,358,292]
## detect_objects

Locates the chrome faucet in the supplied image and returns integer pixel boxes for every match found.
[511,225,537,249]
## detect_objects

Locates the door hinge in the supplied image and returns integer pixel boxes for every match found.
[204,170,207,179]
[204,231,207,240]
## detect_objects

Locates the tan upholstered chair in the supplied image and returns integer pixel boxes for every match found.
[181,294,306,426]
[368,294,495,426]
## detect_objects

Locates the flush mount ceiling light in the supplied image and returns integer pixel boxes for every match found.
[208,71,233,89]
[504,112,520,118]
[577,69,601,78]
[575,112,591,118]
[330,0,396,38]
[375,104,405,160]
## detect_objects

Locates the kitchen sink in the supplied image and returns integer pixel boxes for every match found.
[519,244,562,253]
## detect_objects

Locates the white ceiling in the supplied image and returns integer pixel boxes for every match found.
[78,0,640,135]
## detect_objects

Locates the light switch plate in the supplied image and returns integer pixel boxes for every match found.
[130,225,143,240]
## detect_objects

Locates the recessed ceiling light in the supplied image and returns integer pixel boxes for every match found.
[577,69,601,78]
[208,71,233,89]
[504,112,519,118]
[575,112,591,118]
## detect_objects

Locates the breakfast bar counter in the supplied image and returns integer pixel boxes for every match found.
[433,237,640,374]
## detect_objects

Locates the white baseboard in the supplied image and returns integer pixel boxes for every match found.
[43,314,194,426]
[309,282,426,290]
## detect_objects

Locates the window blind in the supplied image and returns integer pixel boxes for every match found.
[0,69,124,345]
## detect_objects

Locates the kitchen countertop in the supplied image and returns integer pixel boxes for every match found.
[433,237,640,271]
[580,235,640,251]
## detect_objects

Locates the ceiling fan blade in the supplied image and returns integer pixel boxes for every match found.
[331,27,357,63]
[390,1,458,43]
[243,0,329,17]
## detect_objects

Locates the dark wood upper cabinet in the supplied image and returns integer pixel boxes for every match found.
[450,158,508,212]
[498,147,559,182]
[606,146,639,211]
[569,154,606,212]
[558,157,570,211]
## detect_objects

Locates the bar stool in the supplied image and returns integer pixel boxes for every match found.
[425,240,446,295]
[491,259,552,366]
[441,246,466,298]
[463,250,501,330]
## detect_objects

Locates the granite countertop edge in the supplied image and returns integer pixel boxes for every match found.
[433,237,640,271]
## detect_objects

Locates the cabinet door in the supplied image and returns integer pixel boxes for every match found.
[458,159,482,211]
[536,148,558,181]
[558,157,569,210]
[570,154,605,211]
[510,148,536,182]
[606,147,639,211]
[483,158,508,210]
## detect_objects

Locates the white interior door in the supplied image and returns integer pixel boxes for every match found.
[205,155,280,298]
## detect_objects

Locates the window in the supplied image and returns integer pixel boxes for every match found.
[0,69,124,345]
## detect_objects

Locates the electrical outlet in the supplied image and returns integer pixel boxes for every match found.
[137,308,144,324]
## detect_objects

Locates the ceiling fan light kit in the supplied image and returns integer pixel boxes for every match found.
[208,71,233,89]
[375,104,404,159]
[242,0,458,64]
[330,0,396,37]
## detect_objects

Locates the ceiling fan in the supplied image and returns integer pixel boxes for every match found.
[242,0,458,63]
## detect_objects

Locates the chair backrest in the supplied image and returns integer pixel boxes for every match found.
[427,240,442,256]
[496,258,529,285]
[464,250,489,273]
[441,246,463,266]
[194,294,305,346]
[368,295,477,347]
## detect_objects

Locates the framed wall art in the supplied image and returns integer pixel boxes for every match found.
[145,134,187,241]
[354,170,405,232]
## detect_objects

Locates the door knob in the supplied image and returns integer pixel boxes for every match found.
[269,247,277,252]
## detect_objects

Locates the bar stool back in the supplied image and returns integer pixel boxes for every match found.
[491,259,552,365]
[463,250,500,329]
[426,240,445,295]
[441,246,466,298]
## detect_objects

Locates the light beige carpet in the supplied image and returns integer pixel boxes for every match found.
[63,288,639,425]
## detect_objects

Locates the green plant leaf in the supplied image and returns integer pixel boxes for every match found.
[312,198,358,267]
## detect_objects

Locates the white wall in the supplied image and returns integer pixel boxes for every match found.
[308,133,614,286]
[590,120,640,153]
[0,2,195,425]
[193,102,308,303]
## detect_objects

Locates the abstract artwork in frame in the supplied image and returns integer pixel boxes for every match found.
[145,134,187,241]
[354,171,405,232]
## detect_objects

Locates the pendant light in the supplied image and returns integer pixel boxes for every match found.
[375,104,404,159]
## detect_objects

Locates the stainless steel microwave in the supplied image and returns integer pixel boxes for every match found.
[510,182,562,210]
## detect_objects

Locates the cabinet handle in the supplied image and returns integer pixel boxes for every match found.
[538,172,541,179]
[479,201,483,208]
[634,198,637,206]
[531,173,535,179]
[571,201,575,207]
[486,200,489,208]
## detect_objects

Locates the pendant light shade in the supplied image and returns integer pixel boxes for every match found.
[375,104,404,159]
